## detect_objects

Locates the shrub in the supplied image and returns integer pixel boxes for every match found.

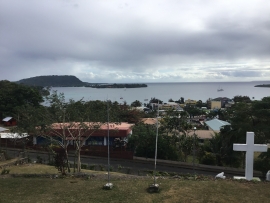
[117,164,123,171]
[254,149,270,177]
[81,164,87,169]
[54,151,67,175]
[1,169,10,175]
[200,152,216,165]
[36,155,43,164]
[99,165,105,171]
[89,164,96,170]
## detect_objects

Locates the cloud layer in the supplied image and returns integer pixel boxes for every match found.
[1,0,270,82]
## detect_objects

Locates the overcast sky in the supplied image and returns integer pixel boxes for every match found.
[1,0,270,83]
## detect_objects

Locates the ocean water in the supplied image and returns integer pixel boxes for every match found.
[50,82,270,105]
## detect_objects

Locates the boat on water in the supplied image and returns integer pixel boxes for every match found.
[217,87,224,91]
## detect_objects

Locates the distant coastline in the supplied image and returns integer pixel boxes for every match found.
[254,84,270,88]
[88,83,147,88]
[15,75,147,88]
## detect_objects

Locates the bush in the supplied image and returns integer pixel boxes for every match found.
[81,164,87,169]
[117,164,123,171]
[1,169,10,175]
[99,165,105,171]
[89,164,96,170]
[54,151,67,175]
[200,152,216,165]
[254,149,270,177]
[36,155,43,164]
[254,158,270,177]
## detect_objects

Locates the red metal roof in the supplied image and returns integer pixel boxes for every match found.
[48,122,134,138]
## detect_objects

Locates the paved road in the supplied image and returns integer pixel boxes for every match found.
[4,148,235,178]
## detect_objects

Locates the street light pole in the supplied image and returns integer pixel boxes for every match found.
[154,102,159,185]
[148,101,160,192]
[193,127,196,175]
[103,100,113,190]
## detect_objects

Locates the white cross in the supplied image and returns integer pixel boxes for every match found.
[233,132,268,180]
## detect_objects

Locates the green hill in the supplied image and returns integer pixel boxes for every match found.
[16,75,85,87]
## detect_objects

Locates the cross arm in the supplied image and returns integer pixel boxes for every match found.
[253,144,268,152]
[233,144,247,151]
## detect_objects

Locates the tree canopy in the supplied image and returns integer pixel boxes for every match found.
[0,80,43,118]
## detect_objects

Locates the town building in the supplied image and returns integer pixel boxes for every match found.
[185,99,197,106]
[34,122,134,147]
[205,118,231,132]
[2,117,17,126]
[208,97,234,109]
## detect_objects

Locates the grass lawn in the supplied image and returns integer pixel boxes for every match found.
[0,164,270,203]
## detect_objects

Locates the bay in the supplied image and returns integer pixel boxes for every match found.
[50,82,270,105]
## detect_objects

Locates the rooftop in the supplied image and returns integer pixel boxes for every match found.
[205,118,231,132]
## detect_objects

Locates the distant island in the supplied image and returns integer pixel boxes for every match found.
[16,75,147,88]
[254,84,270,88]
[90,83,147,88]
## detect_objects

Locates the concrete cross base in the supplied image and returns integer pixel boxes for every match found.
[234,176,261,181]
[148,184,159,193]
[103,183,113,190]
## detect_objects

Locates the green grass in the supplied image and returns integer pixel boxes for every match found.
[0,164,270,203]
[1,177,270,203]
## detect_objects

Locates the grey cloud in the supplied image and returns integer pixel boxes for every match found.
[0,0,270,82]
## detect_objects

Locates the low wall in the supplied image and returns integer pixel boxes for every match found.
[133,156,262,177]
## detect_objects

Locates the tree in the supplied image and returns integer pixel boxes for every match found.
[0,80,43,118]
[226,96,270,144]
[39,93,124,172]
[128,123,179,160]
[149,97,163,104]
[131,100,142,107]
[210,100,270,168]
[176,133,199,162]
[42,92,111,172]
[159,109,191,136]
[174,97,185,104]
[180,97,185,104]
[233,95,251,103]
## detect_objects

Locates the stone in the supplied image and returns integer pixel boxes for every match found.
[215,172,226,179]
[103,183,113,190]
[148,183,159,193]
[266,171,270,181]
[233,132,268,181]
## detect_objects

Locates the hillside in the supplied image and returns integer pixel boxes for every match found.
[254,84,270,88]
[16,75,147,88]
[16,75,85,87]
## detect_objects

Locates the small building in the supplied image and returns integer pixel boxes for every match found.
[0,127,8,133]
[141,118,159,125]
[185,99,197,106]
[209,101,221,109]
[205,118,231,132]
[210,97,234,108]
[34,122,134,147]
[33,122,135,159]
[0,133,30,148]
[2,117,17,126]
[185,130,217,142]
[161,102,183,111]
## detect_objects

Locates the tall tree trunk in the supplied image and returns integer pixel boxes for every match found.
[73,150,76,173]
[65,143,70,173]
[77,148,81,172]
